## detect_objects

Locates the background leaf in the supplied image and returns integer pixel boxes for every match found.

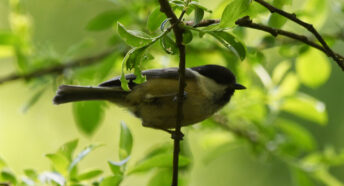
[119,121,133,160]
[87,10,124,31]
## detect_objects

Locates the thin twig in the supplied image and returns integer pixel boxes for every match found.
[185,19,220,27]
[253,0,344,70]
[0,49,115,85]
[158,0,186,186]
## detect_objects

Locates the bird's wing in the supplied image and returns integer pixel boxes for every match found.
[98,67,196,88]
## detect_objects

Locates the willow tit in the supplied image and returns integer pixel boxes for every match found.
[53,65,245,130]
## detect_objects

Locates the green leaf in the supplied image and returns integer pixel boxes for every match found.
[272,61,291,84]
[208,31,246,60]
[46,153,69,175]
[0,170,17,185]
[189,1,212,13]
[76,170,103,181]
[268,14,287,28]
[281,94,327,125]
[0,32,15,45]
[275,72,299,98]
[120,46,149,91]
[100,176,122,186]
[147,169,172,186]
[296,49,331,88]
[117,22,153,47]
[69,144,100,172]
[22,88,46,113]
[72,101,105,135]
[147,8,167,32]
[128,153,190,174]
[160,35,178,55]
[58,139,79,161]
[291,168,314,186]
[182,29,193,44]
[24,169,38,181]
[86,10,124,31]
[218,0,251,28]
[39,172,65,186]
[108,157,129,175]
[194,7,204,25]
[276,118,316,151]
[119,121,133,160]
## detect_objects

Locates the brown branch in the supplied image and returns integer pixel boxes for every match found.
[0,49,115,85]
[185,19,220,28]
[158,0,186,186]
[253,0,344,70]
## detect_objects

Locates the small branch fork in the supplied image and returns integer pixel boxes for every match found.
[158,0,187,186]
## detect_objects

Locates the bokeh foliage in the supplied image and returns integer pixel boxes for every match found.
[0,0,344,185]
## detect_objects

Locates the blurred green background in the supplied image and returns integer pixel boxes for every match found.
[0,0,344,185]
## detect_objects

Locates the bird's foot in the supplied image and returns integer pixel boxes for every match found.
[173,91,188,102]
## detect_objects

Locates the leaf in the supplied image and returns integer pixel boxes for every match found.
[24,169,38,181]
[120,46,149,91]
[117,22,153,47]
[208,31,246,60]
[0,32,15,45]
[276,72,299,98]
[99,176,122,186]
[160,35,178,55]
[275,118,316,151]
[189,1,212,13]
[72,101,105,135]
[39,172,65,186]
[46,153,69,175]
[147,169,172,186]
[194,7,204,25]
[291,168,314,186]
[58,139,79,161]
[182,29,193,44]
[296,49,331,88]
[119,121,133,160]
[272,61,291,84]
[218,0,251,29]
[108,157,129,175]
[128,153,190,174]
[69,144,100,172]
[147,8,167,32]
[281,94,327,125]
[76,170,103,181]
[86,10,124,31]
[268,14,287,28]
[1,170,17,185]
[22,88,46,113]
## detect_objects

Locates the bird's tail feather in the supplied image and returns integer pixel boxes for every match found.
[53,85,126,104]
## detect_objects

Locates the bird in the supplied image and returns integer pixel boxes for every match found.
[53,64,245,130]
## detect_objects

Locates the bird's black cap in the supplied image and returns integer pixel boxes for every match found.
[191,65,239,86]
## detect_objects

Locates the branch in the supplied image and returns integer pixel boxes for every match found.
[253,0,344,70]
[185,19,220,28]
[0,49,115,85]
[158,0,186,186]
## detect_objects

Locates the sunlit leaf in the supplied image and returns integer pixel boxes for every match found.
[147,168,172,186]
[39,172,65,186]
[217,0,251,29]
[72,101,105,135]
[99,175,122,186]
[0,156,6,170]
[46,153,69,175]
[117,22,153,47]
[300,0,328,28]
[272,61,291,84]
[0,32,15,45]
[275,72,299,98]
[296,49,331,88]
[208,31,246,60]
[86,10,124,31]
[69,144,100,173]
[76,170,103,181]
[147,7,167,32]
[108,157,129,175]
[24,169,38,181]
[58,139,79,161]
[119,121,133,160]
[281,94,327,125]
[291,168,314,186]
[128,153,190,174]
[160,35,178,55]
[276,118,316,151]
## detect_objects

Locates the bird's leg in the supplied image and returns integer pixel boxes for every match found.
[173,91,188,102]
[142,122,184,140]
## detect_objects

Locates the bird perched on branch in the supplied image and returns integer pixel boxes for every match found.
[53,65,245,130]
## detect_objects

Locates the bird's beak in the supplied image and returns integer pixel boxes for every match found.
[234,83,246,90]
